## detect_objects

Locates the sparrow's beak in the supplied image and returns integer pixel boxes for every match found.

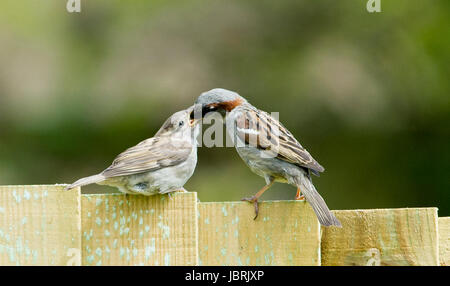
[189,117,199,127]
[188,105,201,126]
[189,104,203,121]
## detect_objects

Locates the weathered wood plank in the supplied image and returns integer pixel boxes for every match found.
[0,185,81,266]
[198,200,320,266]
[81,192,198,266]
[321,208,439,266]
[439,217,449,266]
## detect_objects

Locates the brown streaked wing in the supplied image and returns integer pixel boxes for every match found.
[101,136,192,178]
[234,106,325,174]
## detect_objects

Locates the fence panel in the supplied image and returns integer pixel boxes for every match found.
[81,192,198,266]
[1,185,446,266]
[0,185,81,265]
[321,208,439,266]
[198,200,321,266]
[439,217,449,266]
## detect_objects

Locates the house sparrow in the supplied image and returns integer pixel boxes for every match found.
[66,107,200,196]
[193,88,341,227]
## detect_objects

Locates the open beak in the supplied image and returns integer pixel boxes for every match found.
[189,104,203,126]
[189,118,198,127]
[188,105,200,126]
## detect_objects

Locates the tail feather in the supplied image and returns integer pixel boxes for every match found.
[295,175,342,227]
[66,174,105,190]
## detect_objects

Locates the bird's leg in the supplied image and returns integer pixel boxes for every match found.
[295,187,305,201]
[241,179,275,220]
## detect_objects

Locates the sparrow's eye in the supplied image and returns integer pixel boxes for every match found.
[178,121,184,127]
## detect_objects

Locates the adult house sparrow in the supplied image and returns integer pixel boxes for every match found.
[193,88,341,227]
[66,107,200,196]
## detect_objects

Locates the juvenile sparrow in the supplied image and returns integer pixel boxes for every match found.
[66,107,200,195]
[193,88,341,227]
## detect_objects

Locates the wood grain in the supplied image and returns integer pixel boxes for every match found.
[1,184,445,266]
[321,208,439,266]
[439,217,449,266]
[0,185,81,265]
[81,192,198,265]
[198,200,321,266]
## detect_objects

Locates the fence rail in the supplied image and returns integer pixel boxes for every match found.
[0,185,447,266]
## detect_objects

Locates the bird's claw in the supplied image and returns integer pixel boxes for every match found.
[241,196,259,220]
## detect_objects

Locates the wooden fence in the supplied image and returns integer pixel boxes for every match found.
[0,185,448,266]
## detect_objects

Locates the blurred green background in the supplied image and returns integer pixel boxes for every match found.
[0,0,448,215]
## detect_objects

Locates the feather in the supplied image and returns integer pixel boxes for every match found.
[234,104,325,174]
[65,174,105,190]
[294,174,341,227]
[101,136,192,178]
